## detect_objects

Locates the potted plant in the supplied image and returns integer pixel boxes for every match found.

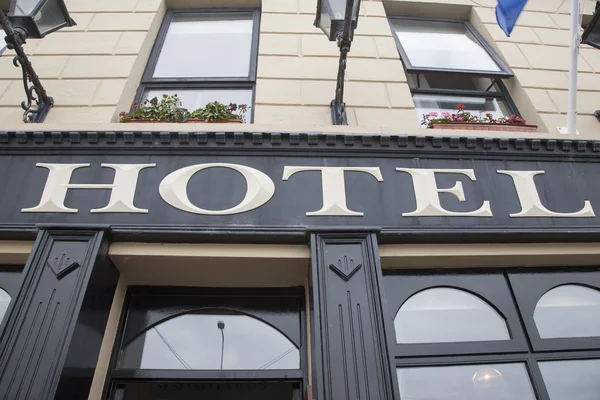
[188,102,248,123]
[119,94,247,123]
[421,104,537,133]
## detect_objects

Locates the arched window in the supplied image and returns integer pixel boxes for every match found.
[534,285,600,339]
[0,288,10,324]
[395,287,510,344]
[120,311,300,370]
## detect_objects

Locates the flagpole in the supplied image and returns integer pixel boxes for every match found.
[567,0,581,134]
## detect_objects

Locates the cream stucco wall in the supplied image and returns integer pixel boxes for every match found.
[0,0,599,137]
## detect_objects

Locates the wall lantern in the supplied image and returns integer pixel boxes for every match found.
[582,1,600,49]
[582,1,600,121]
[315,0,360,125]
[0,0,76,123]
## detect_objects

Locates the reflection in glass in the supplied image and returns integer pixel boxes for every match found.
[0,289,10,324]
[413,94,510,126]
[540,359,600,400]
[391,19,502,72]
[397,363,536,400]
[395,287,510,343]
[144,89,253,117]
[120,312,299,370]
[153,13,254,78]
[534,285,600,339]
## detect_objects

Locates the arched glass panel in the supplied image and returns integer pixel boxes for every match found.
[120,311,299,370]
[534,285,600,339]
[0,288,10,324]
[395,287,510,343]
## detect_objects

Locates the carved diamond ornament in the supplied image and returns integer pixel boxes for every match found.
[329,256,362,281]
[47,250,80,279]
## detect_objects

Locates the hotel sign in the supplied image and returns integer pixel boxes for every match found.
[21,163,594,219]
[2,153,599,229]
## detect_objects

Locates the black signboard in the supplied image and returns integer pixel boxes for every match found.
[1,131,600,240]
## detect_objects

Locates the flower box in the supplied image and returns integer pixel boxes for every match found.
[188,118,243,124]
[430,122,538,133]
[119,95,247,124]
[121,119,243,124]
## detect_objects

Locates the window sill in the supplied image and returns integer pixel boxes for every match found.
[430,123,538,133]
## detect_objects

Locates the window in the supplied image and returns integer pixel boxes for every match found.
[395,287,510,344]
[105,287,306,400]
[389,17,519,125]
[137,10,260,121]
[533,285,600,339]
[120,312,300,370]
[385,269,600,400]
[0,32,6,56]
[0,265,24,327]
[0,289,10,323]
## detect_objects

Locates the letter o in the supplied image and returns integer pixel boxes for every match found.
[159,163,275,215]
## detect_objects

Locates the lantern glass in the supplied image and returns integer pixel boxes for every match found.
[8,0,75,38]
[10,0,42,15]
[582,9,600,50]
[316,0,358,41]
[34,0,68,35]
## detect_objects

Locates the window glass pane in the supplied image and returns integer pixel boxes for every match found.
[539,360,600,400]
[0,289,10,324]
[397,363,537,400]
[534,285,600,339]
[395,287,510,343]
[391,19,502,72]
[153,13,254,78]
[413,94,511,126]
[408,73,499,92]
[145,89,253,115]
[120,312,300,370]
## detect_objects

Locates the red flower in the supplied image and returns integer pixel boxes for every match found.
[457,104,464,110]
[129,101,140,112]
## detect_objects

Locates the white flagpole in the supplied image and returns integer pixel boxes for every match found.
[567,0,581,134]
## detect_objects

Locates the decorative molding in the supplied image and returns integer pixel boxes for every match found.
[46,249,79,279]
[310,233,396,400]
[6,225,600,246]
[0,131,599,156]
[329,256,362,281]
[0,229,119,399]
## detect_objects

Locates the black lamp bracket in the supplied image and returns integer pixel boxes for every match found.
[331,0,360,125]
[0,11,53,123]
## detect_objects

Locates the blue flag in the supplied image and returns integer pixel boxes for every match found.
[496,0,528,37]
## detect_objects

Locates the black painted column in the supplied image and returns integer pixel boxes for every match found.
[0,228,119,400]
[309,232,397,400]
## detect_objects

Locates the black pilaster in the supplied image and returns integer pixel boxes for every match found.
[309,232,396,400]
[0,228,119,400]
